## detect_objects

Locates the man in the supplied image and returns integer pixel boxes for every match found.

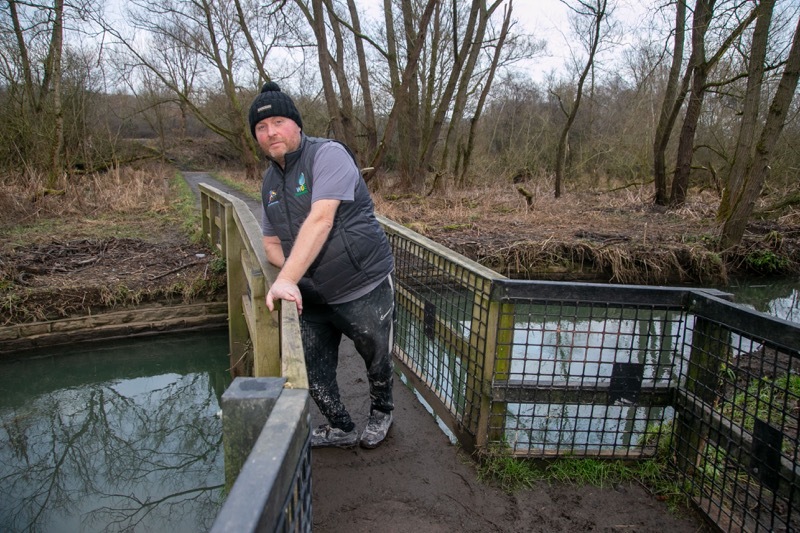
[249,81,395,449]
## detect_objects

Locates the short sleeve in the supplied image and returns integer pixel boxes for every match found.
[311,142,359,203]
[261,206,274,236]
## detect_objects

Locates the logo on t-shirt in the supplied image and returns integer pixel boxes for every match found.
[295,173,309,196]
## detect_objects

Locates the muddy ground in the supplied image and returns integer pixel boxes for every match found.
[311,338,711,533]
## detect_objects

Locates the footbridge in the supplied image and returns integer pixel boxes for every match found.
[198,182,800,533]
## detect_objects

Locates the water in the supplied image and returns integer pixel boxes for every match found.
[725,278,800,324]
[396,279,800,454]
[0,330,231,533]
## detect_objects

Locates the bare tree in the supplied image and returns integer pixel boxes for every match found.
[551,0,613,199]
[364,0,438,188]
[101,0,307,180]
[0,0,101,184]
[719,7,800,248]
[668,0,757,206]
[306,0,535,191]
[653,0,688,206]
[457,2,515,186]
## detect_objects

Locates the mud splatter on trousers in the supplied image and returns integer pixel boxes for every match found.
[300,276,395,432]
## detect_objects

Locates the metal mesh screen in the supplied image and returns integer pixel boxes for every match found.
[675,296,800,532]
[385,224,496,441]
[380,219,800,531]
[491,295,685,457]
[275,434,313,533]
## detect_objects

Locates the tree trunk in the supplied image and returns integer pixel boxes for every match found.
[717,0,773,221]
[554,0,607,199]
[8,0,38,111]
[365,0,439,183]
[669,0,758,206]
[324,0,358,149]
[310,0,345,140]
[47,0,65,189]
[346,0,378,158]
[460,2,512,186]
[669,0,714,207]
[652,0,686,206]
[720,12,800,248]
[420,1,480,179]
[397,0,423,186]
[440,0,504,183]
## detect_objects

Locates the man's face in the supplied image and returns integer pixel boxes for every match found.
[254,116,301,166]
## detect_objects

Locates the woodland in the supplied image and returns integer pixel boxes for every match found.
[2,5,798,533]
[1,0,800,305]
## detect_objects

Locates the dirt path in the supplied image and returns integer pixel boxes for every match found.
[310,337,708,533]
[187,174,709,532]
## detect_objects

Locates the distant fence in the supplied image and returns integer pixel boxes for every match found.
[381,215,800,532]
[200,185,311,532]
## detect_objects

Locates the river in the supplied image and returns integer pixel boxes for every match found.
[0,329,231,533]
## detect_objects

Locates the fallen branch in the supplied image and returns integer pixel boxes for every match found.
[148,260,202,281]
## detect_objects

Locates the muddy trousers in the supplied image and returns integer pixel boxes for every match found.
[300,276,395,432]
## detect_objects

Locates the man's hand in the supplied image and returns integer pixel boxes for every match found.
[266,277,304,315]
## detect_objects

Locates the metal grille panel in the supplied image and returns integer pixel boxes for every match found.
[380,217,800,531]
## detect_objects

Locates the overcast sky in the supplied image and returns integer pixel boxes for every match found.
[511,0,651,81]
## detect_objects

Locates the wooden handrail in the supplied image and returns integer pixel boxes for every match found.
[199,183,308,389]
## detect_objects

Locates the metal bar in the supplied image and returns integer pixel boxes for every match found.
[493,380,673,406]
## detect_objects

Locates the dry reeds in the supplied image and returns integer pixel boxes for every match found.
[0,164,174,230]
[371,182,736,285]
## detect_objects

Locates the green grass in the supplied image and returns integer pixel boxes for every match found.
[722,372,799,453]
[170,173,204,241]
[546,457,637,487]
[476,440,690,512]
[476,445,544,492]
[212,171,262,200]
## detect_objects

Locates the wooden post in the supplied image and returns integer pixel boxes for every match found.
[225,205,251,377]
[241,248,280,377]
[474,278,514,451]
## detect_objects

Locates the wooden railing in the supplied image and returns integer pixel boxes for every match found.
[199,183,307,387]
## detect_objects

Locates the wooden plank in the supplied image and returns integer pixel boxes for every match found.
[508,448,653,459]
[224,205,249,377]
[200,184,308,388]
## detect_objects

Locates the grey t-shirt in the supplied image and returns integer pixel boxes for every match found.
[261,142,358,236]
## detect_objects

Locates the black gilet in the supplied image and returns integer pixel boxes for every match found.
[261,135,394,304]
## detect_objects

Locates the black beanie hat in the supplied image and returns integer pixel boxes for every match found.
[248,81,303,138]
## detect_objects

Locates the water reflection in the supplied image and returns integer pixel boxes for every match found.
[397,280,799,454]
[727,280,800,324]
[0,330,231,533]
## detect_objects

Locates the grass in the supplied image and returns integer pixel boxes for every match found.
[476,436,691,512]
[476,445,544,491]
[721,372,800,453]
[214,170,262,200]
